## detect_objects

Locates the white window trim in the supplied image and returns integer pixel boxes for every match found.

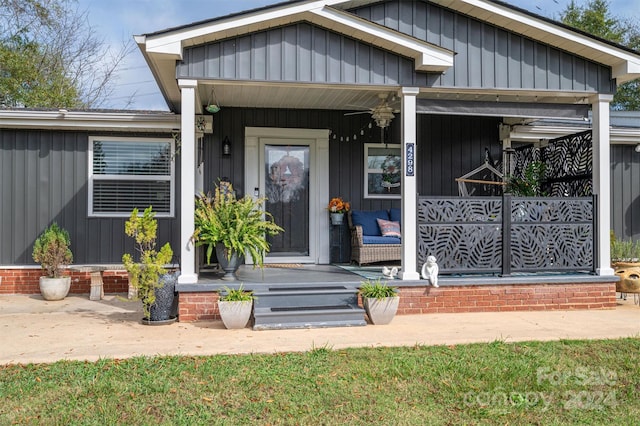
[88,136,175,217]
[364,143,402,199]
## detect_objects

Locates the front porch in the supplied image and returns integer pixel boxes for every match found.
[177,264,618,323]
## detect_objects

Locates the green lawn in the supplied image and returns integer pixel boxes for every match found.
[1,338,638,425]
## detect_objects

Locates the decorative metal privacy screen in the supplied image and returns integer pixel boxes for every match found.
[512,130,593,197]
[417,196,595,275]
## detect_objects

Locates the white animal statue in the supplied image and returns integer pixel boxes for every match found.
[421,256,439,287]
[382,266,398,279]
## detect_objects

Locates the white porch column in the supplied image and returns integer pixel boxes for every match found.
[591,94,615,276]
[178,79,198,284]
[399,87,420,280]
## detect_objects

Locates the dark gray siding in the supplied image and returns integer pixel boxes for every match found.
[611,144,640,241]
[0,130,180,265]
[178,22,420,86]
[352,0,614,93]
[177,0,614,94]
[201,108,501,212]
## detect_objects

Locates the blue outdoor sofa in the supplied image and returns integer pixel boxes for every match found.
[348,208,402,265]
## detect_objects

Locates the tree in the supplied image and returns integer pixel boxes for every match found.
[560,0,640,110]
[0,0,133,109]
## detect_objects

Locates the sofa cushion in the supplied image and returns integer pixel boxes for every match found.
[376,218,401,238]
[389,208,402,225]
[351,209,389,236]
[363,235,402,245]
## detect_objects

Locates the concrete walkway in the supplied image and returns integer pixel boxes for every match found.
[1,294,638,365]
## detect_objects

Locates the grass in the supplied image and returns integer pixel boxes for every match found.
[1,338,639,425]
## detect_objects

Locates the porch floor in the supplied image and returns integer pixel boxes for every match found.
[177,263,613,292]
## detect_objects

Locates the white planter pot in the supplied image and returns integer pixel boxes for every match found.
[218,300,253,329]
[363,296,399,325]
[39,276,71,301]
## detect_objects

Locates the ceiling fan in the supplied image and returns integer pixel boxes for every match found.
[345,93,398,129]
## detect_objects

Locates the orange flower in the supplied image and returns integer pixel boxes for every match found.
[328,197,350,213]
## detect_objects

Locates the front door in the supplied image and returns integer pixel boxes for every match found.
[264,144,310,258]
[245,127,330,264]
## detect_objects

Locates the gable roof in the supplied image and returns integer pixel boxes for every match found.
[136,0,640,112]
[434,0,640,83]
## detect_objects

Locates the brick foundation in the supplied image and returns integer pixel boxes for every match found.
[178,292,220,322]
[177,281,617,322]
[0,268,129,295]
[395,282,617,314]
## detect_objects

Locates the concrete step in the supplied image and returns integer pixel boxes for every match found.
[253,285,359,309]
[252,285,366,330]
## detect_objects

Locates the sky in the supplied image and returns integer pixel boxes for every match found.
[77,0,640,111]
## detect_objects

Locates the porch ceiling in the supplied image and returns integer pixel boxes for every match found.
[195,81,592,114]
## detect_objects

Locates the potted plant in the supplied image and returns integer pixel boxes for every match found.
[327,197,350,225]
[359,279,399,325]
[505,161,546,196]
[192,183,284,280]
[32,223,73,301]
[122,206,175,323]
[217,285,255,329]
[610,231,640,294]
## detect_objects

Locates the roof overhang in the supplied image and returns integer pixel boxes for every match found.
[136,0,640,112]
[0,110,181,132]
[136,0,453,111]
[431,0,640,83]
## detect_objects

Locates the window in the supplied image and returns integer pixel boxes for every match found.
[364,143,401,199]
[88,136,175,217]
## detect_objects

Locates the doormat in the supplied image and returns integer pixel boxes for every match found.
[264,264,303,268]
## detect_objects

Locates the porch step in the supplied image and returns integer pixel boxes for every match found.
[252,286,366,330]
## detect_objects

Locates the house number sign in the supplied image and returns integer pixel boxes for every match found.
[406,143,415,176]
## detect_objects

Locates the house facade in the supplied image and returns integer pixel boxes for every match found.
[1,0,639,297]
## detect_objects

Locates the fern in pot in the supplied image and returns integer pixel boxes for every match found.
[193,183,284,281]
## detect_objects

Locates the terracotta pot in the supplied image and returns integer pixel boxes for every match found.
[614,262,640,293]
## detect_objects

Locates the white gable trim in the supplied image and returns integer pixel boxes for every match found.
[140,2,453,72]
[309,7,453,72]
[431,0,640,83]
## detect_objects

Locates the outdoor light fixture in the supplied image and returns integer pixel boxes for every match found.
[222,136,231,156]
[371,104,395,129]
[635,143,640,153]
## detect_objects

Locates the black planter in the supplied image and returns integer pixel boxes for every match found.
[148,271,179,322]
[215,243,244,281]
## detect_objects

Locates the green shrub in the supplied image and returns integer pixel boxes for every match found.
[122,206,173,317]
[611,231,640,263]
[32,223,73,278]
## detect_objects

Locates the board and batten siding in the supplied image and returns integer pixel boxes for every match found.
[177,0,614,94]
[611,144,640,241]
[352,0,615,93]
[201,107,501,210]
[178,22,419,87]
[0,129,180,266]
